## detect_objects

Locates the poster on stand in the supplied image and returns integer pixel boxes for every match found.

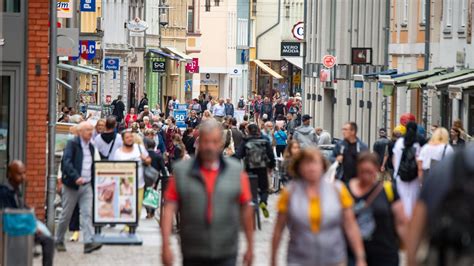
[93,161,138,225]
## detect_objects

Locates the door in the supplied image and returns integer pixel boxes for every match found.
[0,75,10,180]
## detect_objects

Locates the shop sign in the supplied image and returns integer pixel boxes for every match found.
[127,17,148,37]
[174,109,187,129]
[80,41,96,60]
[152,58,166,73]
[229,66,242,77]
[292,22,304,40]
[351,48,372,65]
[57,0,74,18]
[104,58,120,71]
[80,0,96,12]
[185,80,192,92]
[293,73,301,84]
[322,55,336,69]
[186,58,199,73]
[281,42,301,57]
[57,28,79,57]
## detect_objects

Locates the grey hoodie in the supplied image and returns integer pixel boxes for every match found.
[293,125,318,148]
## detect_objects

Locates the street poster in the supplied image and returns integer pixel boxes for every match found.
[86,105,102,126]
[174,108,187,129]
[93,161,138,225]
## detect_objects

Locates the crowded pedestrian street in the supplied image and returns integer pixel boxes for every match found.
[3,0,474,266]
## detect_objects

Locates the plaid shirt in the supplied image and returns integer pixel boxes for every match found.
[102,103,112,118]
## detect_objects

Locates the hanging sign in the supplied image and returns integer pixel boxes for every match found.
[127,17,149,37]
[57,0,74,18]
[185,58,199,73]
[80,40,96,60]
[80,0,96,12]
[292,22,304,40]
[104,58,120,71]
[152,58,166,72]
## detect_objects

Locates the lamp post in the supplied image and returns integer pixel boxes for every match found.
[158,1,169,108]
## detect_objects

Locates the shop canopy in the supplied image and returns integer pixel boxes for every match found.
[448,80,474,91]
[57,63,103,75]
[149,49,182,61]
[282,57,303,69]
[407,69,474,89]
[164,47,193,61]
[251,59,284,79]
[363,69,398,79]
[381,68,446,86]
[427,72,474,90]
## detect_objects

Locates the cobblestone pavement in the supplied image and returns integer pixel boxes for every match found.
[34,194,287,266]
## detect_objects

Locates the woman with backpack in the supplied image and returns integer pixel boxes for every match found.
[271,148,366,266]
[392,122,422,218]
[347,152,408,266]
[418,127,453,178]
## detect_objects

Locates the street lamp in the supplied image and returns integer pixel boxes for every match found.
[158,1,169,108]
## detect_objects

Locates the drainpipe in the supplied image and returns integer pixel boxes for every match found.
[424,0,431,128]
[302,0,307,111]
[255,0,281,59]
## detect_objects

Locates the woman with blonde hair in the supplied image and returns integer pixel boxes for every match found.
[418,127,453,178]
[271,148,366,266]
[201,109,213,121]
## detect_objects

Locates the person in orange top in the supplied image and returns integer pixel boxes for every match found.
[271,148,366,266]
[162,119,254,266]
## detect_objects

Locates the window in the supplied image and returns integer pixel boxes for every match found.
[402,0,409,26]
[187,4,194,33]
[446,0,453,28]
[205,0,210,12]
[2,0,20,12]
[460,0,467,29]
[251,0,257,17]
[0,76,10,180]
[420,0,426,25]
[214,0,220,7]
[237,18,248,47]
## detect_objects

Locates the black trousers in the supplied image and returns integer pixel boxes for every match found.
[275,145,287,158]
[35,234,54,266]
[183,256,237,266]
[248,168,268,205]
[68,204,80,231]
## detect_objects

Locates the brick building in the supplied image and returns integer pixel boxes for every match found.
[1,0,49,219]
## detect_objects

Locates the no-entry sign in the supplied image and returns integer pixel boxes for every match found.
[322,55,336,69]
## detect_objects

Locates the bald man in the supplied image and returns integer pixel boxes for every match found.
[0,161,54,266]
[56,122,102,254]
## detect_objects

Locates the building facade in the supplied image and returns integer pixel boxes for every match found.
[304,0,390,146]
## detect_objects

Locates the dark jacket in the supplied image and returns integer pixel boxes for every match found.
[61,137,95,190]
[147,149,168,180]
[260,103,273,119]
[373,137,390,166]
[112,100,125,121]
[230,127,244,149]
[332,138,368,181]
[235,136,276,170]
[224,103,234,117]
[0,183,22,209]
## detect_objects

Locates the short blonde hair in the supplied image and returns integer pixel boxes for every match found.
[429,127,449,145]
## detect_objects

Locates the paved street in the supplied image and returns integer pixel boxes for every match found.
[35,195,287,266]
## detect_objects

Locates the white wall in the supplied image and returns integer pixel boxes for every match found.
[102,0,129,47]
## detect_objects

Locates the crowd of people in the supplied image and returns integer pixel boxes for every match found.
[2,91,474,266]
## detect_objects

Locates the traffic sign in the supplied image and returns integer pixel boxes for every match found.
[104,58,120,71]
[322,55,336,69]
[292,22,304,40]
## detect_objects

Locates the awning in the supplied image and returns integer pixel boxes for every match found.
[427,73,474,90]
[164,47,192,61]
[57,63,100,75]
[448,80,474,91]
[381,69,446,86]
[364,69,397,79]
[251,59,284,79]
[149,49,181,60]
[79,64,107,74]
[407,69,474,89]
[282,57,303,69]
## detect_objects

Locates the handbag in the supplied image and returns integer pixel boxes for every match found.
[138,146,159,187]
[353,182,384,240]
[142,187,160,209]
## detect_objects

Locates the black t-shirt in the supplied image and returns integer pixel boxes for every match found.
[342,142,358,182]
[349,182,400,266]
[274,103,285,116]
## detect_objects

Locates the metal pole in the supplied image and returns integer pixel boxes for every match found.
[46,0,58,232]
[143,0,147,104]
[424,0,430,70]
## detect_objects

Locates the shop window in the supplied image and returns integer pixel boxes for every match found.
[0,76,10,180]
[2,0,20,12]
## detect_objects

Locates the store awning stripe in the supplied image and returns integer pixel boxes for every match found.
[57,63,98,75]
[449,80,474,91]
[79,64,107,74]
[251,59,284,79]
[164,47,192,61]
[282,57,303,69]
[407,69,474,89]
[149,49,181,60]
[393,68,446,83]
[364,69,397,78]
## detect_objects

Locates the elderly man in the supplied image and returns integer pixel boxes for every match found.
[212,99,226,122]
[56,122,102,254]
[0,161,54,266]
[316,127,332,145]
[162,120,254,266]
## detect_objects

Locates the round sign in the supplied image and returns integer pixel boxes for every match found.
[322,55,336,69]
[292,22,304,40]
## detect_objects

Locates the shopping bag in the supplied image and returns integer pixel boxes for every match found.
[143,187,159,209]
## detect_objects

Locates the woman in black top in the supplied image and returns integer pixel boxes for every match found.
[348,152,408,266]
[450,127,466,150]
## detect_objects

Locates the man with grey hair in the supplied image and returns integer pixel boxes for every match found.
[161,119,254,266]
[316,126,332,145]
[56,121,102,254]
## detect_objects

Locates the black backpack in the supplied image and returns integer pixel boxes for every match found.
[244,139,269,170]
[430,151,474,255]
[238,99,245,108]
[397,146,418,182]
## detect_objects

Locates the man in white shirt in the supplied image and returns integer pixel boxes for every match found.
[213,99,226,122]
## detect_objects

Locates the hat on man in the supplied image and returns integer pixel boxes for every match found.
[302,114,312,121]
